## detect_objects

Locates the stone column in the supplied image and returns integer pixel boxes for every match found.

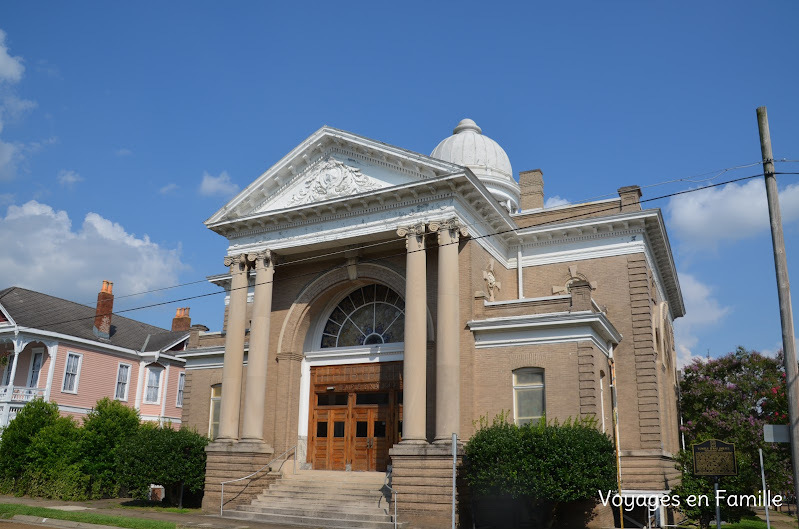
[241,250,274,443]
[397,223,428,443]
[217,254,250,442]
[430,218,468,443]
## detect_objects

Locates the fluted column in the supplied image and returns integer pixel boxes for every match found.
[397,223,428,443]
[241,250,274,443]
[430,218,467,443]
[217,253,250,441]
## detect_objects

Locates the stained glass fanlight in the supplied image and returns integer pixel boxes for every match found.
[320,284,405,348]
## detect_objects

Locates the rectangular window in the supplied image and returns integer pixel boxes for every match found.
[28,351,43,388]
[115,363,131,401]
[176,373,185,407]
[62,352,83,393]
[209,385,222,440]
[144,366,162,404]
[3,356,15,386]
[513,368,545,426]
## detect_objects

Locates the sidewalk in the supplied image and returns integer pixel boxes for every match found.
[754,507,799,529]
[0,495,298,529]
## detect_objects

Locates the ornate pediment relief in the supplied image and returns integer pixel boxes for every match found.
[286,156,384,206]
[254,155,391,213]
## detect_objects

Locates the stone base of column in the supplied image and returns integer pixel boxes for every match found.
[389,443,468,529]
[202,441,276,513]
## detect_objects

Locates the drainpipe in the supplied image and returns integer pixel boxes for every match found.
[609,344,624,529]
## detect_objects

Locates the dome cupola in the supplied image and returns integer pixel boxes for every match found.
[431,119,520,212]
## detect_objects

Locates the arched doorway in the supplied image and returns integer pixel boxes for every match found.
[306,284,404,471]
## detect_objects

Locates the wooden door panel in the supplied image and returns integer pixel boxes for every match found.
[351,408,370,471]
[329,410,348,470]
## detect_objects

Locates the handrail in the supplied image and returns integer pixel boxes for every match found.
[219,445,296,516]
[383,467,398,529]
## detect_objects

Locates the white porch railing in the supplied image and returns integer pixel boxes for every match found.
[0,386,46,429]
[0,386,45,403]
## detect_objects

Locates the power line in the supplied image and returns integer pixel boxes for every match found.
[10,171,798,334]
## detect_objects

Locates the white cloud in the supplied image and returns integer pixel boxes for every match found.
[57,169,83,187]
[0,30,24,84]
[0,200,186,304]
[159,183,179,195]
[199,171,239,197]
[1,95,36,126]
[115,148,132,156]
[544,196,570,208]
[0,29,38,182]
[673,272,731,367]
[666,179,799,251]
[0,139,22,181]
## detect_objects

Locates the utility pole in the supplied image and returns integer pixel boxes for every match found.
[757,106,799,518]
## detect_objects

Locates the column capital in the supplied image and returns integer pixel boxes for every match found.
[428,217,469,245]
[246,249,274,269]
[397,223,426,249]
[223,253,249,268]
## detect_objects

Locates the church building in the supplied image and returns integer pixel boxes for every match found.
[179,119,684,528]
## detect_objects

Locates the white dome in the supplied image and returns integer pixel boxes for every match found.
[431,119,519,211]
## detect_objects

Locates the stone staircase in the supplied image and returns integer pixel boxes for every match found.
[222,469,399,529]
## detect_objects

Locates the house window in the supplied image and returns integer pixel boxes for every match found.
[62,352,83,393]
[3,355,16,386]
[513,368,545,426]
[209,384,222,440]
[176,373,185,407]
[320,284,405,348]
[115,363,131,401]
[28,350,43,388]
[144,366,163,404]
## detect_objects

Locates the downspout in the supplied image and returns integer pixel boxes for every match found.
[609,344,624,529]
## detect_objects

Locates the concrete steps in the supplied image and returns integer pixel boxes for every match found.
[222,469,400,529]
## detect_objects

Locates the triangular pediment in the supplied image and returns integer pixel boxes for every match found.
[205,126,464,226]
[259,155,392,211]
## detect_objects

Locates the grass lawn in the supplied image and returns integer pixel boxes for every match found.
[115,499,198,514]
[0,503,176,529]
[722,516,767,528]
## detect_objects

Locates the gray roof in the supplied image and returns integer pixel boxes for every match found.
[0,286,188,353]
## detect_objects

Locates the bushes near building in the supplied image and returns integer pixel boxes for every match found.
[0,398,208,505]
[465,413,616,528]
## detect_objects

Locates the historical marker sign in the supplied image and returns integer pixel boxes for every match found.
[693,439,738,477]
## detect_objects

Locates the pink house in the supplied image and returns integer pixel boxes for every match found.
[0,282,189,427]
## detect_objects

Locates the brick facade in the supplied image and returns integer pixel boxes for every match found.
[180,126,684,529]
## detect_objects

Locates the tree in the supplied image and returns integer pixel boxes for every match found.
[673,347,792,528]
[464,414,616,528]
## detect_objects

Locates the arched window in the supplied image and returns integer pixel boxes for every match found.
[513,368,545,426]
[321,284,405,348]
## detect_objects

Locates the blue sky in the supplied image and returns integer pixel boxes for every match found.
[0,2,797,366]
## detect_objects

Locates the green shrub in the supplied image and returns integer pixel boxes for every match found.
[20,416,92,500]
[81,397,141,497]
[0,399,60,480]
[465,414,616,525]
[117,425,209,506]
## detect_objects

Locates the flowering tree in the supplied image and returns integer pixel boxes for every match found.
[672,347,792,527]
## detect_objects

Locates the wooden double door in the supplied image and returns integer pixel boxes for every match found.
[308,362,402,472]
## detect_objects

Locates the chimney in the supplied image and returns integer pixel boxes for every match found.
[93,280,114,339]
[618,185,642,212]
[172,307,192,332]
[189,323,209,349]
[519,169,544,210]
